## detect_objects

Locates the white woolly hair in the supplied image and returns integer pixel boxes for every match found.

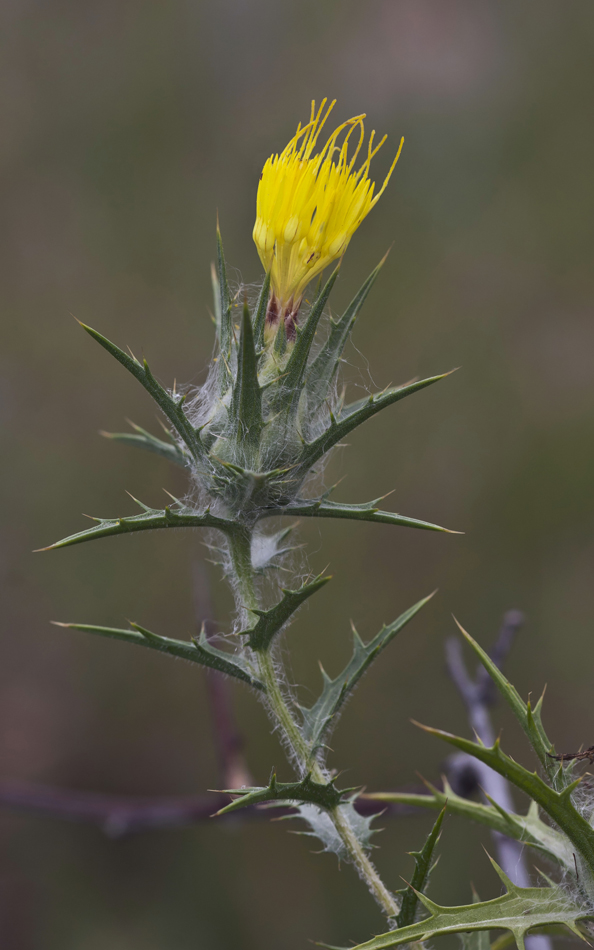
[175,275,358,618]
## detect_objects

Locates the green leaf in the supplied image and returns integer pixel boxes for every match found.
[213,769,343,816]
[305,254,386,416]
[229,302,263,452]
[38,502,238,551]
[296,371,454,477]
[78,321,205,462]
[210,260,222,333]
[263,497,458,534]
[52,621,265,690]
[215,224,233,391]
[396,806,445,928]
[366,779,574,872]
[253,271,271,350]
[101,421,190,469]
[413,721,594,876]
[271,266,340,416]
[273,311,287,358]
[462,890,491,950]
[453,620,558,779]
[320,866,589,950]
[241,573,331,652]
[301,593,434,755]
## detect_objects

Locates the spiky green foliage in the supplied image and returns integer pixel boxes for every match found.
[52,620,265,690]
[77,321,206,463]
[101,420,190,468]
[413,721,594,875]
[462,891,492,950]
[291,371,455,485]
[230,301,264,460]
[268,266,341,420]
[252,271,271,350]
[304,253,387,420]
[43,496,453,552]
[368,621,594,886]
[265,496,457,533]
[300,593,435,757]
[70,238,453,526]
[452,620,559,781]
[240,574,331,652]
[213,223,233,392]
[321,859,589,950]
[409,619,594,879]
[338,621,594,944]
[395,806,445,928]
[214,769,344,816]
[38,499,238,550]
[366,780,573,872]
[49,232,456,915]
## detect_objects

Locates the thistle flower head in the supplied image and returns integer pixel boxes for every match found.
[253,98,403,335]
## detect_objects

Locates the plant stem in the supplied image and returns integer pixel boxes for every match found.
[228,526,259,622]
[328,800,400,918]
[226,526,399,919]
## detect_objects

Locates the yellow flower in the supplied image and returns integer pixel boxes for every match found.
[253,99,403,334]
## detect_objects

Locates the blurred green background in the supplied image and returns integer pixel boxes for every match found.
[2,0,594,946]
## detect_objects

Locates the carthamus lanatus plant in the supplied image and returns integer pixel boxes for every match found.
[45,100,594,948]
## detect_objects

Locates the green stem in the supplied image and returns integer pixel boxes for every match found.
[228,526,259,621]
[226,526,399,919]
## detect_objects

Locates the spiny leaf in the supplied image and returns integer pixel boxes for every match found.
[210,260,222,332]
[286,799,377,861]
[271,266,340,416]
[264,497,458,534]
[101,421,190,469]
[413,721,594,876]
[214,769,343,816]
[52,621,265,690]
[37,503,238,551]
[319,877,589,950]
[365,779,573,872]
[461,890,491,950]
[301,593,434,755]
[240,574,331,652]
[273,313,287,358]
[253,271,271,350]
[296,371,455,476]
[215,224,233,388]
[191,625,265,688]
[396,805,445,928]
[453,619,558,779]
[305,254,386,416]
[229,301,263,451]
[77,321,204,461]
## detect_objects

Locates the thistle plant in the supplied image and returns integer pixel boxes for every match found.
[44,99,594,948]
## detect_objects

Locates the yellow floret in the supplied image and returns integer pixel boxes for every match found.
[253,99,403,326]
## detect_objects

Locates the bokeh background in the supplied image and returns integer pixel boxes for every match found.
[2,1,594,946]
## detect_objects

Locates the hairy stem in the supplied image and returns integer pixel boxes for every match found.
[226,526,399,919]
[228,527,259,622]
